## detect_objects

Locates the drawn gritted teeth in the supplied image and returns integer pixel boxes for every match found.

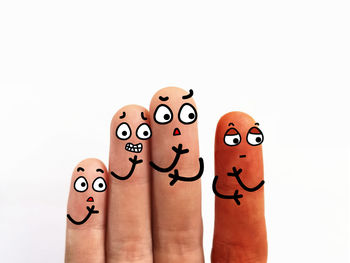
[125,142,143,153]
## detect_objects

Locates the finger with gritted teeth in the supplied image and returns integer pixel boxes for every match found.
[65,158,108,263]
[125,142,143,153]
[107,105,153,261]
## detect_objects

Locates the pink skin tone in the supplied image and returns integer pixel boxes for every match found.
[65,158,108,263]
[64,92,267,263]
[149,87,204,262]
[106,105,153,262]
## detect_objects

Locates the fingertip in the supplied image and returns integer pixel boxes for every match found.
[67,158,108,229]
[150,86,197,111]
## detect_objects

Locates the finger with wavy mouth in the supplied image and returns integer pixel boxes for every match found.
[211,112,267,263]
[149,87,204,262]
[67,205,99,225]
[65,158,108,263]
[107,105,153,262]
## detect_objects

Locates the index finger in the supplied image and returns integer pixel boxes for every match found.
[106,105,153,262]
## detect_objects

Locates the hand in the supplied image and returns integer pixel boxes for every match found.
[65,88,267,263]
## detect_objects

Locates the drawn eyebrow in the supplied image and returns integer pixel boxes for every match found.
[182,89,193,99]
[141,112,147,120]
[96,168,104,173]
[77,167,85,172]
[228,122,234,126]
[159,96,169,101]
[255,122,259,126]
[120,112,126,119]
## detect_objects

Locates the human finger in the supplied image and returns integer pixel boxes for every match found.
[149,87,204,262]
[106,105,153,262]
[211,112,267,263]
[65,158,108,263]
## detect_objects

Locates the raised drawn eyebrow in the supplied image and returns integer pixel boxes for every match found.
[228,122,234,126]
[159,96,169,101]
[96,168,104,173]
[77,167,85,172]
[120,112,126,119]
[255,122,259,126]
[182,89,193,99]
[141,112,147,120]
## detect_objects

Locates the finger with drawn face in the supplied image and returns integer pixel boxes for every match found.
[65,158,107,263]
[211,112,267,263]
[107,105,153,262]
[150,87,204,262]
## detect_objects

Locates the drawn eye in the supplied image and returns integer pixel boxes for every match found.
[154,104,173,124]
[178,103,197,124]
[224,128,241,146]
[74,176,88,192]
[136,123,152,140]
[92,177,107,192]
[116,122,131,140]
[247,127,264,146]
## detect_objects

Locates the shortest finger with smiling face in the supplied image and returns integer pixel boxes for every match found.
[65,158,108,263]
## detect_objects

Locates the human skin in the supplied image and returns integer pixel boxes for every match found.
[65,158,108,263]
[211,112,267,263]
[106,105,153,262]
[64,94,268,263]
[149,87,204,262]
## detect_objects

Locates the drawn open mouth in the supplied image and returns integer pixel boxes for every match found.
[125,143,143,153]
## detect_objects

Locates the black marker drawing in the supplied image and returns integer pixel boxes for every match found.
[111,155,143,180]
[227,167,265,192]
[246,126,264,146]
[149,143,189,173]
[212,176,243,205]
[67,205,99,225]
[168,157,204,186]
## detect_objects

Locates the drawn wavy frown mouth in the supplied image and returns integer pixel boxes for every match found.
[67,205,99,225]
[125,142,143,153]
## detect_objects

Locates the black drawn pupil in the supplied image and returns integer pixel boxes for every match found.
[122,131,127,136]
[189,113,195,119]
[81,182,86,187]
[164,114,170,120]
[99,183,103,188]
[143,131,149,136]
[233,138,239,143]
[256,137,261,142]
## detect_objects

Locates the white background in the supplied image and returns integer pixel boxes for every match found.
[0,1,349,262]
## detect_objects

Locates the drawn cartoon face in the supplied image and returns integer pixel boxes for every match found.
[215,111,264,191]
[67,158,107,226]
[149,87,203,186]
[149,88,199,160]
[217,112,264,160]
[151,88,198,138]
[109,105,151,181]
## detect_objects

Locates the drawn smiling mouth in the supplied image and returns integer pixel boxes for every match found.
[125,143,143,153]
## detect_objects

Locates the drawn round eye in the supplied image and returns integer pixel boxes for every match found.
[74,176,88,192]
[247,127,264,146]
[178,103,197,124]
[92,177,107,192]
[224,128,241,146]
[116,122,131,140]
[154,104,173,124]
[136,123,152,140]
